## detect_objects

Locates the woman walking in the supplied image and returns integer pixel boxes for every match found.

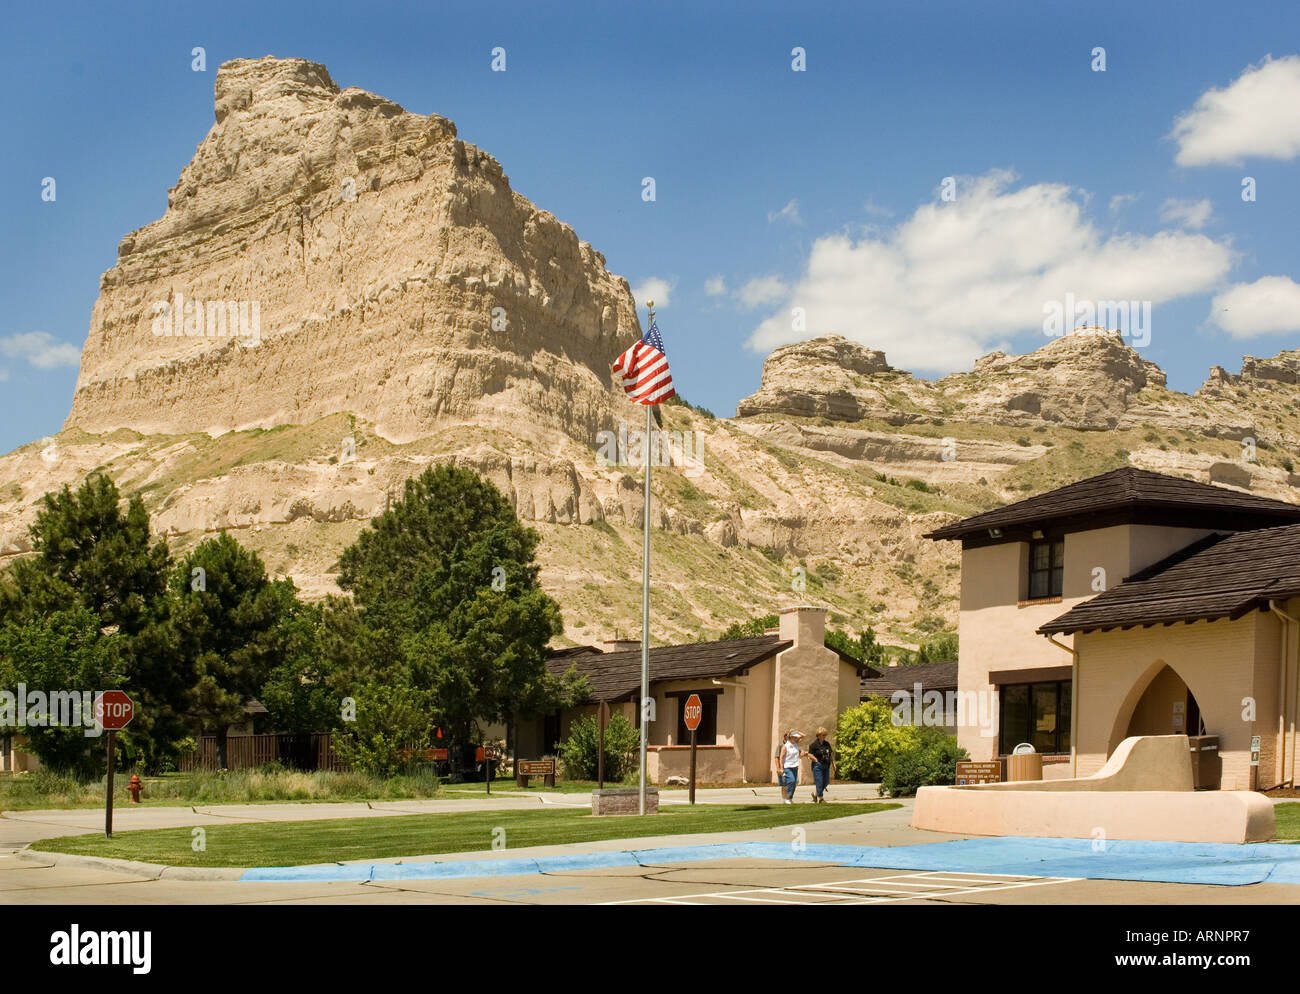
[775,730,804,803]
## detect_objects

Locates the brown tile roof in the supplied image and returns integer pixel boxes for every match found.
[546,636,792,702]
[549,645,604,659]
[546,636,877,703]
[1039,523,1300,634]
[860,661,959,698]
[926,467,1300,541]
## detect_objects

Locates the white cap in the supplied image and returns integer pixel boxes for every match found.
[789,730,803,738]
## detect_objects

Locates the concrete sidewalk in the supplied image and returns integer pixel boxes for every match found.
[0,783,887,852]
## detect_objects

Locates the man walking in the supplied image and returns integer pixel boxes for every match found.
[775,730,804,803]
[808,727,833,803]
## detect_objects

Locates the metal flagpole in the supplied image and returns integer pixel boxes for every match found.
[639,300,655,815]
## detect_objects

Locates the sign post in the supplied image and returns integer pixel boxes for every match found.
[483,745,499,795]
[597,700,610,790]
[683,693,703,805]
[95,691,135,838]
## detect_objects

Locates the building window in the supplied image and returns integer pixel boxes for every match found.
[1028,538,1064,599]
[668,690,718,745]
[999,681,1070,755]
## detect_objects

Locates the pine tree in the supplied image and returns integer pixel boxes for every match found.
[170,533,296,769]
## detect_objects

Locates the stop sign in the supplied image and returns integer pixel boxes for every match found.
[94,691,134,731]
[683,693,703,732]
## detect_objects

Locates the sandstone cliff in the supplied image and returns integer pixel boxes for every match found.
[68,57,637,448]
[4,57,1300,651]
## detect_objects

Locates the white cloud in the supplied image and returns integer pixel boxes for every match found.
[863,198,894,218]
[0,367,8,382]
[736,275,790,310]
[1170,55,1300,166]
[1108,193,1139,213]
[704,275,727,297]
[767,199,803,225]
[0,331,81,369]
[1210,276,1300,338]
[1158,198,1213,230]
[630,276,675,309]
[746,170,1235,373]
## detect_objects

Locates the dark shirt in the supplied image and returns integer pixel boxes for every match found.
[809,739,832,765]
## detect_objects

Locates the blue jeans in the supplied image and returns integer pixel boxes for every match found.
[812,761,830,797]
[781,767,799,798]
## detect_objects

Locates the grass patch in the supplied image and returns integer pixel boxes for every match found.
[31,802,900,867]
[1273,802,1300,841]
[0,768,442,810]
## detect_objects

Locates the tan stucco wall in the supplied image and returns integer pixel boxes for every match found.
[956,523,1222,763]
[957,540,1077,761]
[738,658,775,781]
[769,607,845,783]
[1074,615,1268,789]
[1255,602,1283,788]
[3,736,40,772]
[648,745,743,782]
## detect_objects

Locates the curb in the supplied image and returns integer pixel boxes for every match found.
[16,848,248,880]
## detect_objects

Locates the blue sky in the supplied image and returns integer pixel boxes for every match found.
[2,0,1300,453]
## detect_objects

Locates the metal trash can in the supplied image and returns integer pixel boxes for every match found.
[1188,735,1221,790]
[1006,742,1043,782]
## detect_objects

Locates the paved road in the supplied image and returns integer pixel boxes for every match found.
[4,797,1300,905]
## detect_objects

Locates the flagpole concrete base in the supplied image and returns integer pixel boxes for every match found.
[593,788,659,816]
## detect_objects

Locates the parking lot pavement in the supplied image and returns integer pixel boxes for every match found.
[6,797,1300,905]
[8,847,1299,906]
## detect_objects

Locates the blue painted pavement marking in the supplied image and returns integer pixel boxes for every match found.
[240,837,1300,886]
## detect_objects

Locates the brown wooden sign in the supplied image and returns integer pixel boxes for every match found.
[955,761,1001,785]
[516,758,556,788]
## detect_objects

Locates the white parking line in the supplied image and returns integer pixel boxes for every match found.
[604,870,1080,905]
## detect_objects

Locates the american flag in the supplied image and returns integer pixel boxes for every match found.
[612,321,676,405]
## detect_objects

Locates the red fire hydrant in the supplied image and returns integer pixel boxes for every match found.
[127,774,143,805]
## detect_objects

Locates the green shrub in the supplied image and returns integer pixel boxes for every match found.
[558,713,639,781]
[880,728,968,798]
[835,698,920,782]
[330,683,437,777]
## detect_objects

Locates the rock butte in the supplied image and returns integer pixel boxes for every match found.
[2,56,1299,646]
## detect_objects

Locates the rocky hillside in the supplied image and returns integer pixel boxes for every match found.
[3,57,1299,651]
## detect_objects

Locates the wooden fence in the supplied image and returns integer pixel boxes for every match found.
[177,733,344,772]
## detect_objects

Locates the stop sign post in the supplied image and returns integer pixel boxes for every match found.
[683,694,703,805]
[95,691,134,838]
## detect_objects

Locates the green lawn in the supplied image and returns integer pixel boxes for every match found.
[30,802,899,868]
[0,769,443,810]
[1273,802,1300,841]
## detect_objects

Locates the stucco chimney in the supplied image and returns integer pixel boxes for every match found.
[778,605,827,648]
[603,640,641,653]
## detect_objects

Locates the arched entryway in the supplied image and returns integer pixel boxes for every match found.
[1124,664,1205,739]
